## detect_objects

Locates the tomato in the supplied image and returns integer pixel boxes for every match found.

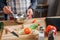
[46,25,57,35]
[24,28,31,34]
[32,19,36,23]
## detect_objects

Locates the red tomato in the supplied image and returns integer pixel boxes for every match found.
[46,25,57,35]
[32,19,36,23]
[24,28,31,34]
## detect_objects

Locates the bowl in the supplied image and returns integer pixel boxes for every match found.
[14,17,25,24]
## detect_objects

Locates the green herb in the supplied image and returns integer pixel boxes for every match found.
[0,22,4,30]
[30,24,38,30]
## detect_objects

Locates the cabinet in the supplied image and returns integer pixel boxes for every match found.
[33,0,48,18]
[34,4,48,18]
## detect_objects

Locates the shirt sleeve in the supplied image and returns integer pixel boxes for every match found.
[0,0,6,9]
[0,3,6,8]
[29,0,37,10]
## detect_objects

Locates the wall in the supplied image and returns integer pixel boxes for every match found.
[47,0,59,17]
[56,0,60,16]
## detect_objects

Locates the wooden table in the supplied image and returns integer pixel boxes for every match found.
[1,17,60,40]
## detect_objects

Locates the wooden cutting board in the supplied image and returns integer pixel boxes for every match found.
[1,18,46,40]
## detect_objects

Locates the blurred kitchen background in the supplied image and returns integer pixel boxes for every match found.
[0,0,60,20]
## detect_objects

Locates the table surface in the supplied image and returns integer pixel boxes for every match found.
[1,17,60,40]
[1,18,45,40]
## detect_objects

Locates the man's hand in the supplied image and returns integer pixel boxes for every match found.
[3,6,13,14]
[27,8,33,19]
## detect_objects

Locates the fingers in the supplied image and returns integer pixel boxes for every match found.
[4,27,14,32]
[3,6,13,14]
